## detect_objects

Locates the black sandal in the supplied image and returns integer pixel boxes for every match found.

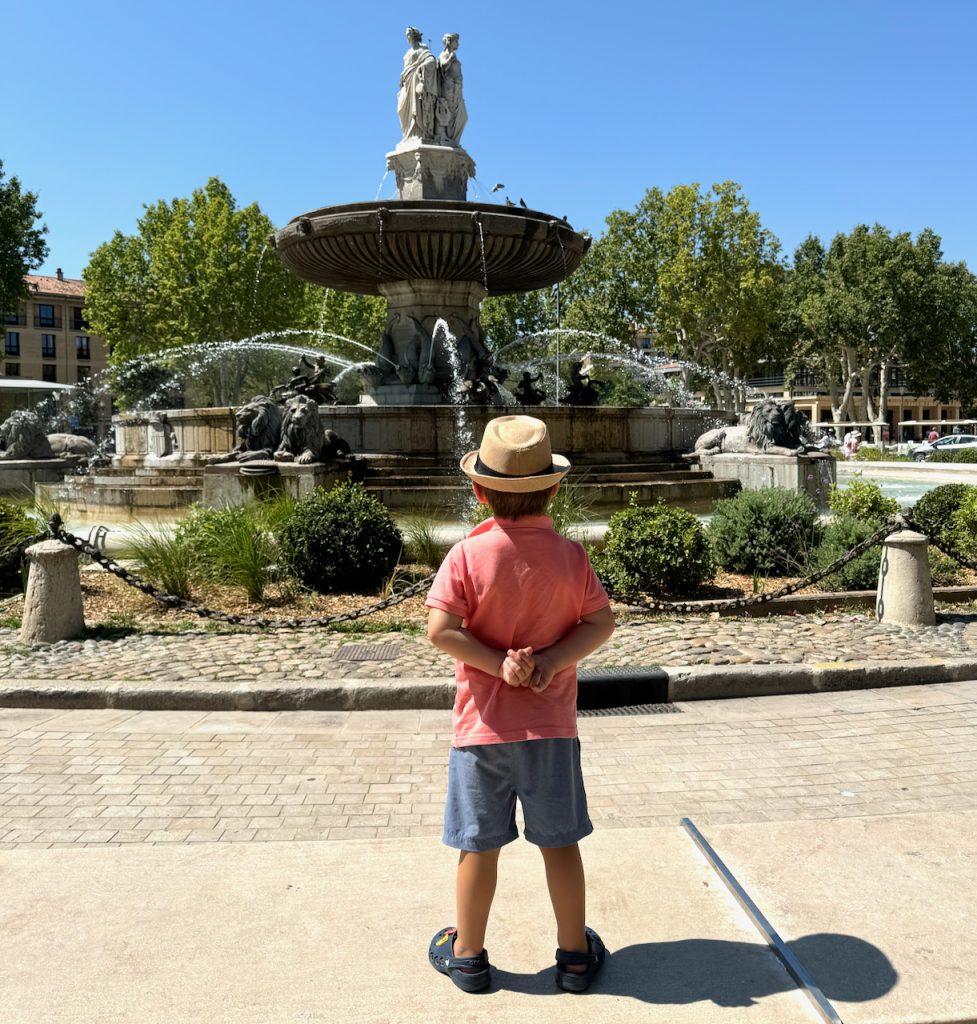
[555,927,606,992]
[428,926,491,993]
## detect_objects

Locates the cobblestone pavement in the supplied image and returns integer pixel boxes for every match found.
[2,609,977,683]
[2,680,976,849]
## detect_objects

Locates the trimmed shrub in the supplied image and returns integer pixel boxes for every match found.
[810,516,882,592]
[276,482,402,594]
[828,477,898,525]
[911,484,975,545]
[707,488,820,575]
[593,497,713,596]
[929,448,977,463]
[853,447,910,462]
[951,489,977,559]
[929,548,963,587]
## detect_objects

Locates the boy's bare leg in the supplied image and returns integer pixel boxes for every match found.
[454,848,501,961]
[540,843,589,972]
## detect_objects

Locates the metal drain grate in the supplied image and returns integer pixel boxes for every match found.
[335,643,403,662]
[579,703,681,717]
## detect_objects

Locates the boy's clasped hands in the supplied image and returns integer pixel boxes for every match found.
[500,646,555,693]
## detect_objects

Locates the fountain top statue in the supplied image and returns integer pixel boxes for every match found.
[397,28,467,148]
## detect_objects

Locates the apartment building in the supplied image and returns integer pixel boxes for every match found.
[2,270,107,387]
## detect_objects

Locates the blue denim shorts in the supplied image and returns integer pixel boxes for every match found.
[443,737,593,852]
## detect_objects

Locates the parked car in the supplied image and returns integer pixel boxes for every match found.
[911,434,977,461]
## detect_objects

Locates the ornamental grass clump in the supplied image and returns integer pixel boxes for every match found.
[0,499,37,593]
[125,523,198,601]
[593,496,713,596]
[176,502,281,603]
[276,482,403,595]
[707,487,820,576]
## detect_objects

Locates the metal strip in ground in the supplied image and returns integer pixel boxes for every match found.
[680,817,844,1024]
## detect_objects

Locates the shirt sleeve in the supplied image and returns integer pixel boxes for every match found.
[580,556,610,616]
[425,544,470,618]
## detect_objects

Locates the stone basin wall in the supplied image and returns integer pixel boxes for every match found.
[113,405,734,468]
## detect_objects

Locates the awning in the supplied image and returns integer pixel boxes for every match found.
[897,419,977,426]
[0,378,75,392]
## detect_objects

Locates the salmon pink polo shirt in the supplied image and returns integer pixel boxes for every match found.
[426,515,609,747]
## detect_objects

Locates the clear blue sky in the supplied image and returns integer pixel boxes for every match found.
[7,0,976,279]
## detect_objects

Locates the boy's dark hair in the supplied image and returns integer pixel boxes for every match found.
[480,485,553,519]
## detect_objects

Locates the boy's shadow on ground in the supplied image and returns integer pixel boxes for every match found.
[493,933,897,1006]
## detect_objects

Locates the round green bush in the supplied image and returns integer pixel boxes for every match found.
[828,477,898,525]
[929,448,977,463]
[276,482,402,595]
[707,488,820,575]
[951,489,977,559]
[811,516,882,591]
[928,548,963,587]
[594,498,713,596]
[911,484,975,545]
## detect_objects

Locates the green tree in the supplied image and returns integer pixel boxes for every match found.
[0,160,48,314]
[84,177,306,405]
[298,287,387,362]
[480,289,553,353]
[786,225,957,423]
[562,182,785,410]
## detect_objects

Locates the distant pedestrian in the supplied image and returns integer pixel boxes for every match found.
[927,428,939,443]
[843,430,862,459]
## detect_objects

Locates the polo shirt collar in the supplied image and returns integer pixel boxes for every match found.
[468,515,554,538]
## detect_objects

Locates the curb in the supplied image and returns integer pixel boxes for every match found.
[1,657,976,712]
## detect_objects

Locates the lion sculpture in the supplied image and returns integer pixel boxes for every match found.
[693,399,816,457]
[207,396,284,465]
[0,410,55,459]
[274,394,351,465]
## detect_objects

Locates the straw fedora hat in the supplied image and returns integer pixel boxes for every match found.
[460,415,570,493]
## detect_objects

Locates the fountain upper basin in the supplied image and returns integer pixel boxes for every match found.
[273,200,590,295]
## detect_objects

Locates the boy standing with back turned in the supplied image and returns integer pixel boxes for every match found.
[425,415,616,993]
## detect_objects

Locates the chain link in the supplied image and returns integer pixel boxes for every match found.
[44,514,435,630]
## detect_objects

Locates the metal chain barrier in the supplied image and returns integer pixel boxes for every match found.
[37,512,910,627]
[44,514,435,630]
[600,518,903,614]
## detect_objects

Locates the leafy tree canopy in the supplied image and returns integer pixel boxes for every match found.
[562,182,785,410]
[84,177,305,365]
[0,160,48,313]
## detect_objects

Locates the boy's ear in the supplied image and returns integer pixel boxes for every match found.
[472,481,490,504]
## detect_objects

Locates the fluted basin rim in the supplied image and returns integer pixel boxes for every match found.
[273,199,589,296]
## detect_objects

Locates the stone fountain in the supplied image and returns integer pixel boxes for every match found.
[271,27,589,405]
[36,29,740,519]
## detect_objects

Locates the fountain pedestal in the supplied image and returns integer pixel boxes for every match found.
[386,140,475,201]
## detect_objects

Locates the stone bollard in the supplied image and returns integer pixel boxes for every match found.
[876,530,935,626]
[20,540,85,645]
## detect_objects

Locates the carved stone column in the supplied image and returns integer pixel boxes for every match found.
[386,140,475,201]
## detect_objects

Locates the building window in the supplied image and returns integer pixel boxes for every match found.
[41,364,57,383]
[35,303,61,328]
[4,363,20,376]
[4,331,19,356]
[3,309,26,326]
[41,334,56,358]
[76,335,91,360]
[70,306,89,330]
[77,365,91,383]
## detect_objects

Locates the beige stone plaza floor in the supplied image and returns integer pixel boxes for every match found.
[3,682,977,1022]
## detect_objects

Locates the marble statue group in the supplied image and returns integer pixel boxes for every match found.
[398,27,467,145]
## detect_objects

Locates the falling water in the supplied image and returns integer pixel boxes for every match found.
[374,170,390,201]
